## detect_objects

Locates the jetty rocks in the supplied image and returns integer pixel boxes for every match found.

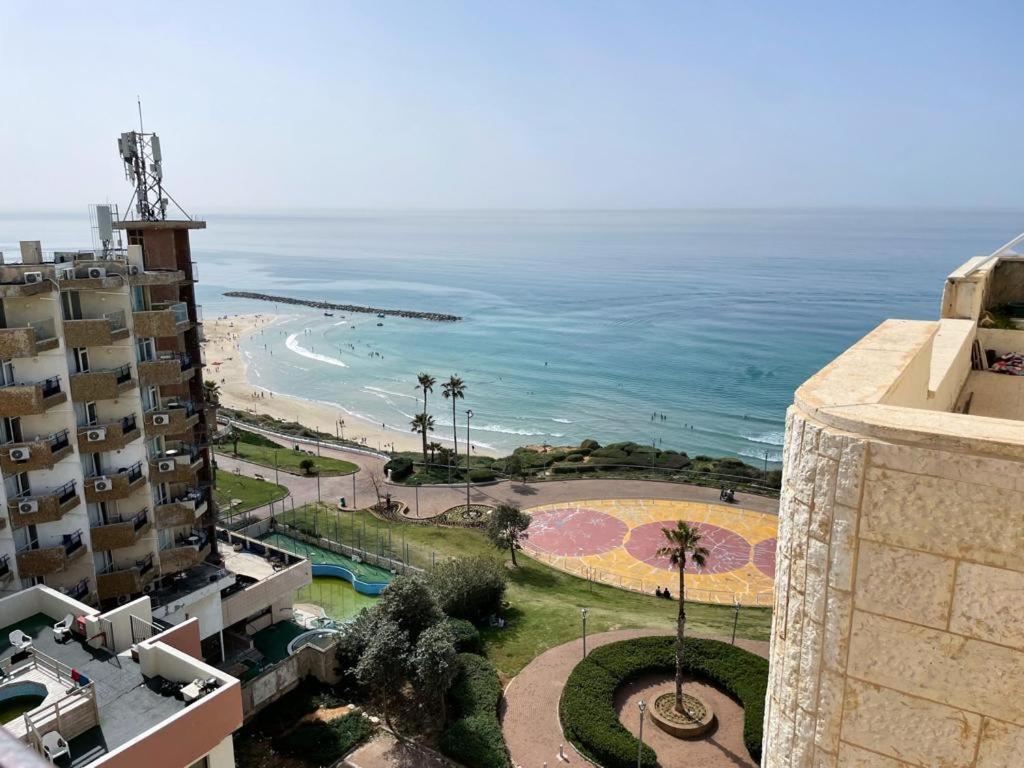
[223,292,461,322]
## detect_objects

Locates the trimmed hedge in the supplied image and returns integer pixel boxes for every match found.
[551,463,598,474]
[444,618,483,654]
[468,468,497,482]
[385,457,414,481]
[272,713,375,764]
[560,636,768,768]
[440,653,511,768]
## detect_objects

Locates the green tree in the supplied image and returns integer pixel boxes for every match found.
[656,521,710,714]
[354,617,411,729]
[413,622,458,720]
[428,555,507,623]
[416,373,436,462]
[203,379,220,403]
[299,457,316,476]
[410,413,435,465]
[441,375,466,463]
[486,503,531,567]
[376,574,443,644]
[427,441,443,465]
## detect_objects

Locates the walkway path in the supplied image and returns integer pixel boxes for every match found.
[500,629,768,768]
[213,436,778,525]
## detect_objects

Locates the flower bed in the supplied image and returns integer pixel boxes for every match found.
[559,635,768,768]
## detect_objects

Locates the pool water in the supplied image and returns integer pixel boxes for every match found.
[261,533,394,583]
[296,576,378,620]
[0,694,45,723]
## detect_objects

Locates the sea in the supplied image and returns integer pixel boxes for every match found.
[4,209,1022,463]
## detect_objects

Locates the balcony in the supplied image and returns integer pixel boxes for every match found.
[0,376,66,416]
[0,272,54,298]
[150,445,204,483]
[69,363,136,401]
[16,530,87,578]
[0,555,10,579]
[0,429,72,473]
[0,319,59,358]
[62,310,130,347]
[154,491,207,529]
[126,268,185,287]
[96,553,156,601]
[59,577,93,604]
[158,532,211,575]
[90,508,151,551]
[57,263,126,289]
[144,400,200,438]
[76,414,141,454]
[8,481,80,527]
[137,352,197,387]
[84,461,146,503]
[132,301,190,337]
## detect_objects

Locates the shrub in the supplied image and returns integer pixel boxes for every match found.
[236,429,280,448]
[468,468,497,482]
[551,463,597,474]
[385,456,414,481]
[272,713,375,764]
[443,618,483,654]
[580,438,601,451]
[655,452,691,470]
[590,447,628,459]
[564,453,584,463]
[440,654,510,768]
[560,636,767,768]
[428,556,507,624]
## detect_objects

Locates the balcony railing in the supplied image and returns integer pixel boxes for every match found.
[63,578,89,602]
[63,530,84,556]
[56,481,77,506]
[105,309,127,332]
[28,318,56,342]
[50,429,70,452]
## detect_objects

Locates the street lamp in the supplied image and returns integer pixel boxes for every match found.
[581,607,588,658]
[465,409,473,512]
[636,699,647,768]
[731,599,741,645]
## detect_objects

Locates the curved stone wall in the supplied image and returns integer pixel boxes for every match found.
[762,407,1024,768]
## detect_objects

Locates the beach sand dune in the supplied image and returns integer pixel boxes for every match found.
[203,313,426,454]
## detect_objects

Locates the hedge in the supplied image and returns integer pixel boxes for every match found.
[560,636,768,768]
[272,713,375,764]
[440,653,510,768]
[551,463,598,474]
[468,468,497,482]
[444,618,483,654]
[385,457,414,481]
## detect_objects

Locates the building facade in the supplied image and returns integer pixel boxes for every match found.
[0,220,216,612]
[763,243,1024,766]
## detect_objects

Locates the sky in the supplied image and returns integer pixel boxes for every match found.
[2,1,1023,211]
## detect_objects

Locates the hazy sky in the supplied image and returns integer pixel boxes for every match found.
[2,1,1023,210]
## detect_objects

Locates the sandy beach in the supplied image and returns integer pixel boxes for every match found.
[202,313,427,453]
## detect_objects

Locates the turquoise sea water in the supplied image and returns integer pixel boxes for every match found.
[4,209,1022,462]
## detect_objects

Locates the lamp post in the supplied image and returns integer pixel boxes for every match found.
[764,449,769,486]
[731,599,741,645]
[581,607,588,658]
[636,699,647,768]
[273,450,279,485]
[339,419,345,442]
[465,409,473,512]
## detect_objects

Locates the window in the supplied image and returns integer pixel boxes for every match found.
[0,360,13,386]
[135,337,155,364]
[61,290,82,321]
[0,417,22,444]
[73,347,90,374]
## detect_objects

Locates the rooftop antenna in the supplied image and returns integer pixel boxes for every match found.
[118,100,192,222]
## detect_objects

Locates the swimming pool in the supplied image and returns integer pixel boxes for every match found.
[261,533,393,594]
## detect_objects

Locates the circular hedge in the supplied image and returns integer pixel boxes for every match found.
[559,635,768,768]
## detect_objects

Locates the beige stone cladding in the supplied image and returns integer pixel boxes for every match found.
[762,409,1024,768]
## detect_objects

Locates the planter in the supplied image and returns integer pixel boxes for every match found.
[649,691,714,739]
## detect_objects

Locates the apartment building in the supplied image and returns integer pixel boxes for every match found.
[764,239,1024,766]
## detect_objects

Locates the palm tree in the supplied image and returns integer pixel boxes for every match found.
[427,441,443,465]
[441,375,466,463]
[657,521,709,715]
[203,379,221,404]
[410,413,435,462]
[416,373,436,462]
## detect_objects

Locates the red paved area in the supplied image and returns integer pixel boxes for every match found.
[624,521,753,574]
[525,506,630,556]
[500,629,769,768]
[753,537,777,578]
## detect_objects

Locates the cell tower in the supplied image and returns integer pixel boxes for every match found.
[117,100,191,221]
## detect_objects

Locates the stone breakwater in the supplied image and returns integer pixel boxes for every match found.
[223,292,462,322]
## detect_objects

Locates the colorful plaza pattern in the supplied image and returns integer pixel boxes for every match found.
[522,499,777,605]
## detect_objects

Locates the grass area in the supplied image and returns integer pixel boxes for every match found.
[276,503,772,677]
[217,441,359,476]
[214,472,288,516]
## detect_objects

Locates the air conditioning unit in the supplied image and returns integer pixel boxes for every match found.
[86,428,107,442]
[18,500,38,514]
[142,583,155,594]
[152,414,171,426]
[157,459,176,473]
[58,267,75,280]
[87,267,106,279]
[9,447,31,461]
[94,477,112,492]
[24,272,43,284]
[127,265,141,276]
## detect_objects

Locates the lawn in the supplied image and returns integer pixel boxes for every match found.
[217,441,359,477]
[276,503,772,678]
[214,472,288,516]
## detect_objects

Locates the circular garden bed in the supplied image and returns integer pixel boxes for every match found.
[559,636,768,768]
[438,504,494,527]
[650,691,714,738]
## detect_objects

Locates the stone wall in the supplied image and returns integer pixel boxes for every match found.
[763,408,1024,768]
[0,327,38,358]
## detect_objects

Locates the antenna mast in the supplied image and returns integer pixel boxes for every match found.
[118,102,190,221]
